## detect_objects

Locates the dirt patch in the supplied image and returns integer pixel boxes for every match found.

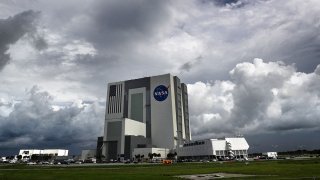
[176,173,258,179]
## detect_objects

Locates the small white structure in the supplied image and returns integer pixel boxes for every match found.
[177,137,249,160]
[19,149,40,159]
[262,152,278,159]
[19,149,68,158]
[81,149,97,160]
[132,148,169,159]
[1,157,7,162]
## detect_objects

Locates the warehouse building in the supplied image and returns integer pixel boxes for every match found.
[176,137,249,160]
[19,149,68,159]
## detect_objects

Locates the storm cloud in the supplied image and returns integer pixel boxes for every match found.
[0,87,104,154]
[0,10,39,70]
[85,0,172,48]
[1,0,320,154]
[188,59,320,145]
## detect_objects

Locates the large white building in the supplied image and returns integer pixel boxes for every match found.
[103,74,190,160]
[102,73,249,161]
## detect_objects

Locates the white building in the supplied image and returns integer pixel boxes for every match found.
[176,137,249,160]
[262,152,278,159]
[81,149,97,160]
[103,74,190,160]
[19,149,68,159]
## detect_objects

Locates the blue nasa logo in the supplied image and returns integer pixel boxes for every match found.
[153,85,169,101]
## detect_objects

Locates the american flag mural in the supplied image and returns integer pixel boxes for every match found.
[107,83,123,114]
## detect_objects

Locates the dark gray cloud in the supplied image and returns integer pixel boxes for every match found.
[6,0,176,99]
[178,0,320,87]
[29,33,48,51]
[200,0,251,8]
[251,22,320,74]
[189,59,320,151]
[1,0,320,154]
[203,0,240,6]
[246,131,320,153]
[0,86,104,155]
[76,0,172,49]
[0,10,40,70]
[179,56,202,72]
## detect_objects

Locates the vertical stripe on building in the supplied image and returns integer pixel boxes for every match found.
[107,83,123,114]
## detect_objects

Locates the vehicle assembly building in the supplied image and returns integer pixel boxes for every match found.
[102,74,190,160]
[102,73,249,161]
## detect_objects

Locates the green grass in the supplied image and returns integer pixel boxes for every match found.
[0,159,320,179]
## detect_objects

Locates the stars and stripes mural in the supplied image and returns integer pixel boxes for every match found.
[107,83,123,114]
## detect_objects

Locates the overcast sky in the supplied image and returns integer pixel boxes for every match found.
[0,0,320,155]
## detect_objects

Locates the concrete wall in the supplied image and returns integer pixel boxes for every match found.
[124,118,146,137]
[211,139,227,151]
[177,140,213,157]
[225,137,249,150]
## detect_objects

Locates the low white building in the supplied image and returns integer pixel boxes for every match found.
[176,137,249,160]
[132,148,169,159]
[262,152,278,159]
[19,149,68,159]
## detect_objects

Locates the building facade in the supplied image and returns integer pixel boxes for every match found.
[176,137,249,160]
[102,74,190,160]
[19,149,68,159]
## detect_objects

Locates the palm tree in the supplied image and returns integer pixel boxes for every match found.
[148,153,153,160]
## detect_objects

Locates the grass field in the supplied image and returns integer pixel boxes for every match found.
[0,159,320,179]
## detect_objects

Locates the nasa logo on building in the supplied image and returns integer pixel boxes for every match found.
[154,85,169,101]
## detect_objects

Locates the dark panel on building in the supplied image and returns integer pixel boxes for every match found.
[174,76,183,146]
[124,136,131,160]
[145,89,151,138]
[107,122,122,138]
[137,144,147,148]
[124,77,151,138]
[107,141,118,160]
[130,93,144,122]
[96,136,103,161]
[109,85,117,96]
[181,83,190,141]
